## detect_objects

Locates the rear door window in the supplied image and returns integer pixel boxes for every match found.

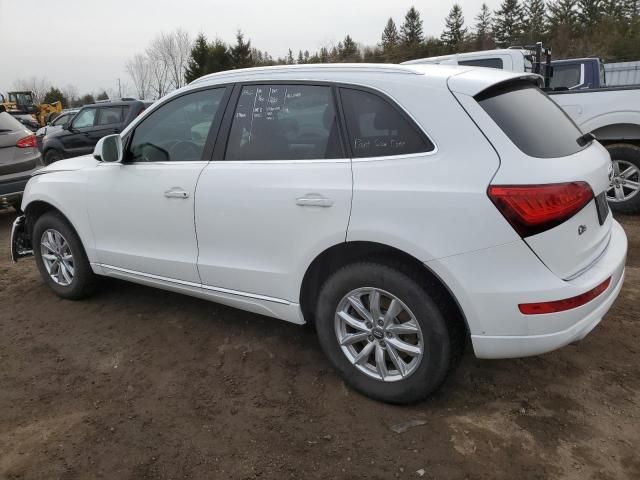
[340,88,434,158]
[225,84,342,160]
[477,82,586,158]
[97,107,125,125]
[72,108,97,129]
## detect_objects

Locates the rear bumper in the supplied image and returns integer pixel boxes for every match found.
[427,220,627,359]
[471,268,624,358]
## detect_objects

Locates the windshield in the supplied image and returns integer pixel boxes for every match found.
[477,81,587,158]
[8,92,34,105]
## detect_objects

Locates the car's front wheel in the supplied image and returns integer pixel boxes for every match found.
[43,149,63,166]
[33,212,97,299]
[315,262,459,404]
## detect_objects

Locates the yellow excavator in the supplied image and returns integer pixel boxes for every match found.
[0,91,62,130]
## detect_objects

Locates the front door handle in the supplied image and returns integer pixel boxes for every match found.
[164,188,190,199]
[296,194,334,207]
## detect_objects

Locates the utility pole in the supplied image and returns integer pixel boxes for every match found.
[117,78,122,99]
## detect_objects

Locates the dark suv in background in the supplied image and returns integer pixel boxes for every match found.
[41,99,151,165]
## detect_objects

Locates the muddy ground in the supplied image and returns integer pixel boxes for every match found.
[0,208,638,480]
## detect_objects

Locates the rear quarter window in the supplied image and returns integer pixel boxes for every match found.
[476,82,586,158]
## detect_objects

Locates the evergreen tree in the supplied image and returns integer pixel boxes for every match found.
[400,6,424,46]
[184,33,211,83]
[80,94,95,105]
[208,39,232,72]
[230,31,253,69]
[43,87,67,106]
[297,50,305,64]
[441,4,468,48]
[493,0,524,46]
[381,18,400,51]
[578,0,602,27]
[96,91,109,101]
[340,35,359,60]
[474,3,494,49]
[601,0,624,18]
[547,0,578,33]
[319,47,330,63]
[620,0,637,19]
[286,49,295,64]
[523,0,547,41]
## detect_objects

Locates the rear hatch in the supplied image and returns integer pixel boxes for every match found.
[449,72,612,280]
[0,112,39,176]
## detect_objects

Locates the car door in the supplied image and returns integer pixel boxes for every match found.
[195,83,352,303]
[60,107,97,156]
[85,86,230,283]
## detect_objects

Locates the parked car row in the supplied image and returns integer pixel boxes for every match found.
[1,99,151,210]
[40,100,151,165]
[11,63,627,403]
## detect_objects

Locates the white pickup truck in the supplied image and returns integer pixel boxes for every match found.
[404,49,640,213]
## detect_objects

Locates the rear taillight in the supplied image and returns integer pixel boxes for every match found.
[16,134,37,149]
[488,182,593,237]
[519,277,611,315]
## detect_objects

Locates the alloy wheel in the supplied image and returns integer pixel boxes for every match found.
[40,229,75,286]
[334,287,424,382]
[607,159,640,203]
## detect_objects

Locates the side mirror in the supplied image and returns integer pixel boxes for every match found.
[93,134,123,163]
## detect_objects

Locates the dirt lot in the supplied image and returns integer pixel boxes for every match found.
[0,208,639,480]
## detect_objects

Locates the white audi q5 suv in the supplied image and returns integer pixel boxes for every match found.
[11,64,627,403]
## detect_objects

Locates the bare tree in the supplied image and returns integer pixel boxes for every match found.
[125,53,151,99]
[62,84,79,105]
[11,77,51,104]
[146,45,171,99]
[147,29,192,91]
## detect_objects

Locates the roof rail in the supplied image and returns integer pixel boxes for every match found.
[191,63,421,85]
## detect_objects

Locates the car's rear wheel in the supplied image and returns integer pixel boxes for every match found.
[605,143,640,214]
[315,262,457,404]
[33,212,97,299]
[44,149,63,166]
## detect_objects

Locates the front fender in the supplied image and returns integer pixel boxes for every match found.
[22,171,97,263]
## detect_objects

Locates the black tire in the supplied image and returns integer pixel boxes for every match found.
[605,143,640,215]
[32,212,97,300]
[315,262,458,404]
[43,149,64,165]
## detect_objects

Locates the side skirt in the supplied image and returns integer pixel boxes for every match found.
[91,263,305,325]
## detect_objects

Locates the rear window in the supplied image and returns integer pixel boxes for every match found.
[0,112,25,132]
[477,82,586,158]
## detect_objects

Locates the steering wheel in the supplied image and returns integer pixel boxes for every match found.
[168,141,201,161]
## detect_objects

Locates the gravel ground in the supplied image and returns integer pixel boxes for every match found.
[1,208,639,480]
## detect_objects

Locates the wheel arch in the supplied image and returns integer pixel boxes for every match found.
[23,199,90,258]
[299,240,470,340]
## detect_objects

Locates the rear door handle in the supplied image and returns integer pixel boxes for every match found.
[164,188,190,199]
[296,194,333,207]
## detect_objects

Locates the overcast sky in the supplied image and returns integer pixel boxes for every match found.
[0,0,500,96]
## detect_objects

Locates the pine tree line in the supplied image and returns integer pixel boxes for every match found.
[184,2,640,84]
